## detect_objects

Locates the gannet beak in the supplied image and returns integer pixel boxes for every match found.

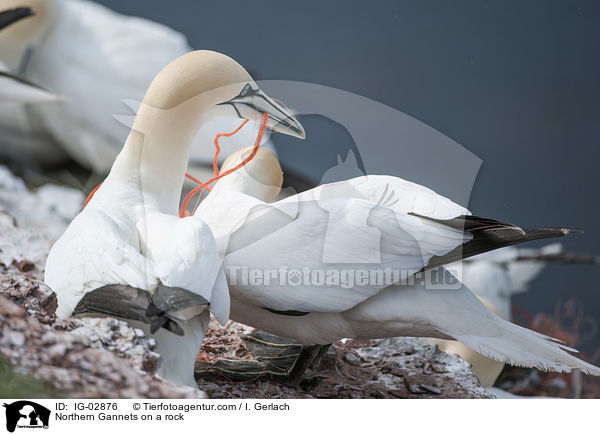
[218,84,305,139]
[0,7,35,31]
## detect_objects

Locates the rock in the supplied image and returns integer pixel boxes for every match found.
[355,337,491,398]
[0,274,57,316]
[0,165,84,240]
[71,317,161,375]
[343,352,361,366]
[0,212,53,279]
[0,293,203,398]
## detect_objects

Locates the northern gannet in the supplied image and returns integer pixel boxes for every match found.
[44,50,305,387]
[0,7,62,103]
[194,146,600,381]
[0,0,274,174]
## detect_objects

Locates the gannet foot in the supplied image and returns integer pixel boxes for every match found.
[278,344,327,385]
[194,331,330,385]
[72,284,188,336]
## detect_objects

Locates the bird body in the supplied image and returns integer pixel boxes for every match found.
[45,161,229,387]
[44,50,304,387]
[195,146,600,376]
[0,4,64,163]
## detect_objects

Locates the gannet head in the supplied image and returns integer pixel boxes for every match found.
[139,50,305,139]
[0,0,56,69]
[218,145,283,202]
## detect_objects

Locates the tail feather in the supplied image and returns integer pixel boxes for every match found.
[348,275,600,375]
[434,284,600,375]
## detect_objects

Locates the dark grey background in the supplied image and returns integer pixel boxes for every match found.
[96,0,600,355]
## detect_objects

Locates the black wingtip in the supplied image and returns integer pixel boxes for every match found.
[0,7,35,31]
[417,215,580,271]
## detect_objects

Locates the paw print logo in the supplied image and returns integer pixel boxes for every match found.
[287,269,302,286]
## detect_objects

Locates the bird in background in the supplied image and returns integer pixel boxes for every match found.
[0,6,63,104]
[194,144,600,383]
[0,0,274,179]
[44,50,305,387]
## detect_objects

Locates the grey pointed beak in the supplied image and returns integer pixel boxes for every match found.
[0,7,34,31]
[218,84,305,139]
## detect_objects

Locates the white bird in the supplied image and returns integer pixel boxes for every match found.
[195,146,600,380]
[0,0,274,175]
[0,5,66,164]
[44,50,305,387]
[0,7,62,104]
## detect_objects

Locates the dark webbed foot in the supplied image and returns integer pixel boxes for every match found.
[72,284,209,336]
[195,331,331,384]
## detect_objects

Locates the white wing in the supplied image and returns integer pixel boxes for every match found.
[45,208,155,318]
[140,212,230,325]
[295,175,470,219]
[218,177,470,313]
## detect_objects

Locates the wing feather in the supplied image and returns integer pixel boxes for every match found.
[45,209,155,318]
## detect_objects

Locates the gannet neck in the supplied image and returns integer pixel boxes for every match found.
[211,146,283,202]
[0,0,56,69]
[104,50,256,216]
